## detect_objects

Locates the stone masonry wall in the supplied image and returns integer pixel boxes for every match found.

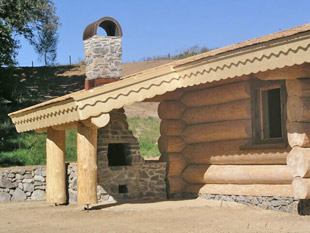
[0,167,46,202]
[0,161,166,204]
[199,193,310,215]
[96,108,167,201]
[68,162,166,203]
[84,35,122,80]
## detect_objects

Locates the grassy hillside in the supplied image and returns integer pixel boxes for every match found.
[0,118,160,167]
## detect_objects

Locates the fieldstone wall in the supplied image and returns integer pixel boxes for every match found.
[0,167,46,202]
[68,162,166,203]
[96,108,167,201]
[1,160,166,204]
[199,193,310,215]
[84,35,122,80]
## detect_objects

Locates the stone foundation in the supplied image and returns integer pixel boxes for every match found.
[1,161,167,204]
[199,193,310,215]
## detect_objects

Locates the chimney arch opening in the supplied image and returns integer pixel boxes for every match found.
[83,17,123,40]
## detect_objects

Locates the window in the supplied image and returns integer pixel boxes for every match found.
[251,78,287,145]
[107,143,131,166]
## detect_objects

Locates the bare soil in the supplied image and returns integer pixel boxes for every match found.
[1,198,310,233]
[124,102,159,119]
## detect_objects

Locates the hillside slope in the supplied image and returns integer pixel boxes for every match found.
[6,60,174,103]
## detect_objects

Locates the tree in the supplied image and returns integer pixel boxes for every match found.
[34,13,59,66]
[0,0,59,67]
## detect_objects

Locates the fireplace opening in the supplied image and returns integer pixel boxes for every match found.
[119,185,128,194]
[107,143,131,166]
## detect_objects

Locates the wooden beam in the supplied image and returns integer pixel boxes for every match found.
[35,128,47,133]
[77,122,98,205]
[287,146,310,177]
[182,139,288,165]
[292,177,310,199]
[35,122,78,134]
[256,63,310,81]
[52,122,77,131]
[182,165,293,184]
[186,184,293,198]
[82,113,110,129]
[287,121,310,147]
[46,128,66,204]
[180,81,250,107]
[182,119,251,144]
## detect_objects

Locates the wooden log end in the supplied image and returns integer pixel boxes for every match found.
[292,177,310,199]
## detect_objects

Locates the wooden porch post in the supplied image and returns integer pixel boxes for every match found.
[77,122,98,205]
[46,128,66,204]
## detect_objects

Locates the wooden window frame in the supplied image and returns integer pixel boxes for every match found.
[250,77,287,146]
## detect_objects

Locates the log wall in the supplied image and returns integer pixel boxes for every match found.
[158,77,292,198]
[286,79,310,199]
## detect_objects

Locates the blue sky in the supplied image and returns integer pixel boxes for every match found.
[17,0,310,67]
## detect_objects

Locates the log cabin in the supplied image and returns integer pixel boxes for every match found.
[8,17,310,213]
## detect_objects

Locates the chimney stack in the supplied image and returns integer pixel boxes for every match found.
[83,17,123,90]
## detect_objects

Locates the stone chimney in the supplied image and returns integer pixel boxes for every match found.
[83,17,123,90]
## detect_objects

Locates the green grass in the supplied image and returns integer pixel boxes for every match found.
[128,117,160,158]
[0,130,77,167]
[0,117,160,167]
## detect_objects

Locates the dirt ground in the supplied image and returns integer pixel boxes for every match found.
[1,198,310,233]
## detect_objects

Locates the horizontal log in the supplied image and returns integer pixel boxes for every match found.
[256,64,310,81]
[163,89,184,100]
[168,153,187,176]
[182,165,293,184]
[158,100,186,119]
[286,79,310,97]
[182,75,249,92]
[182,120,251,144]
[287,121,310,148]
[145,89,184,102]
[168,177,187,193]
[181,81,250,107]
[292,177,310,199]
[183,140,288,165]
[287,96,310,122]
[186,184,293,198]
[182,99,251,125]
[160,120,186,136]
[287,147,310,177]
[158,136,186,153]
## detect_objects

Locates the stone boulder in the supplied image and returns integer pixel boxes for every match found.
[0,192,10,202]
[31,190,45,200]
[23,183,34,192]
[11,188,26,201]
[0,178,16,189]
